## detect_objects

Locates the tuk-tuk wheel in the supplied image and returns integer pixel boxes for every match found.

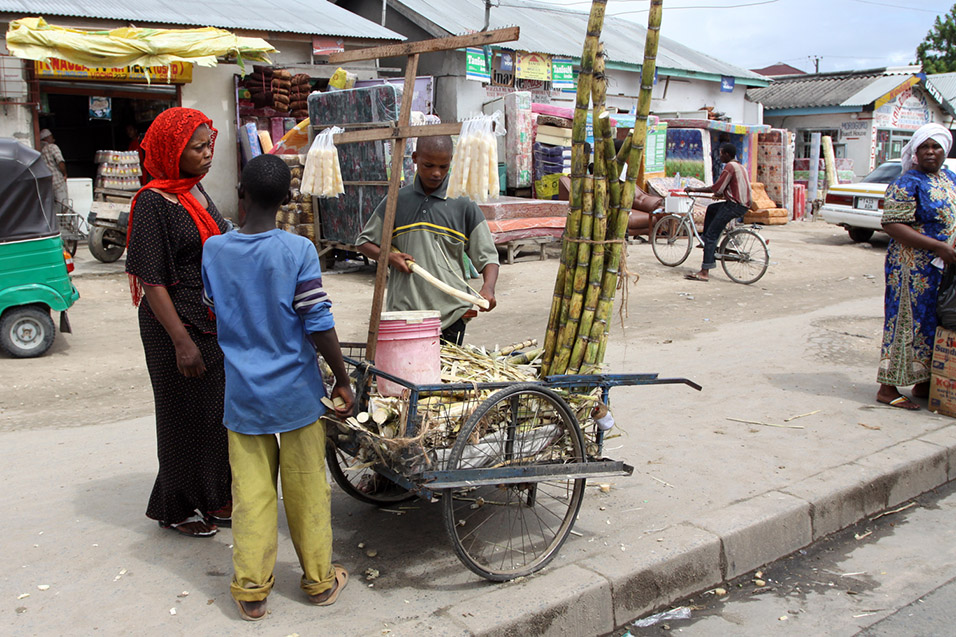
[0,306,56,358]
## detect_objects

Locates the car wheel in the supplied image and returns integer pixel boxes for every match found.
[0,306,56,358]
[847,227,874,243]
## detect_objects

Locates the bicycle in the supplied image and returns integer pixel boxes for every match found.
[57,201,87,257]
[650,191,770,285]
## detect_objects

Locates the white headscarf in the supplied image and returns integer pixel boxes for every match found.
[900,123,952,173]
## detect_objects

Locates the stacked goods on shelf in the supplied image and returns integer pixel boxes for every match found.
[532,142,571,200]
[289,74,312,119]
[744,182,788,225]
[274,154,316,243]
[542,0,663,376]
[308,84,400,244]
[94,150,142,191]
[240,65,293,114]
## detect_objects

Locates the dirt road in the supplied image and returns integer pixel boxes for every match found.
[0,221,886,433]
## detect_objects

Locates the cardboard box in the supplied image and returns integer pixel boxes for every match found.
[932,326,956,379]
[929,374,956,417]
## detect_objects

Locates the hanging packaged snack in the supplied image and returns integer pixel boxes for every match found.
[446,113,505,203]
[301,126,345,198]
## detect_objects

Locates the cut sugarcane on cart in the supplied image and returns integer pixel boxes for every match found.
[315,5,698,582]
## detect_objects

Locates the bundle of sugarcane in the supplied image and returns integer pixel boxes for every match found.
[541,0,664,377]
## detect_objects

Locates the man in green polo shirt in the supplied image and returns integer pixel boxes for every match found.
[356,135,499,345]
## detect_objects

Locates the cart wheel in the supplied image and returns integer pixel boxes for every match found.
[326,440,415,506]
[651,214,693,267]
[442,383,586,581]
[88,227,125,263]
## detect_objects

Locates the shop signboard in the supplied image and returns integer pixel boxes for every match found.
[552,57,574,90]
[516,51,551,82]
[35,59,193,83]
[312,36,345,56]
[872,85,932,131]
[720,76,735,92]
[466,47,491,82]
[840,120,868,140]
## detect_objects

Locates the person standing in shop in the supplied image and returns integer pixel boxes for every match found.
[39,129,69,215]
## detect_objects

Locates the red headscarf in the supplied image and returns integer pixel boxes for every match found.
[127,107,222,306]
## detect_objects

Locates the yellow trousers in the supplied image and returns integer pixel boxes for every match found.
[228,418,335,602]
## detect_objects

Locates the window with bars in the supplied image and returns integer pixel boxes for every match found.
[0,53,30,101]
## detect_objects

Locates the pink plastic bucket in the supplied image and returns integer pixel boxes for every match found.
[375,310,442,396]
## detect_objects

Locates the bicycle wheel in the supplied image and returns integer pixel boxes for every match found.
[719,228,769,284]
[326,440,415,505]
[442,383,586,581]
[651,214,693,267]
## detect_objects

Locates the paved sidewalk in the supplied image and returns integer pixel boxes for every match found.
[7,228,954,635]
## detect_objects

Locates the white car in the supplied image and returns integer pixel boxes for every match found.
[820,159,956,242]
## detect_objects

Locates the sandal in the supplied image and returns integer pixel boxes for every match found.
[159,513,218,537]
[308,564,348,606]
[234,598,267,621]
[877,395,920,411]
[684,272,709,282]
[206,502,232,527]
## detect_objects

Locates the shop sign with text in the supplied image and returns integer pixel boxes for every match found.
[466,47,491,82]
[35,59,193,83]
[515,51,551,81]
[551,57,574,90]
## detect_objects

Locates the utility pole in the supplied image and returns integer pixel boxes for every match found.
[809,55,821,73]
[483,0,492,31]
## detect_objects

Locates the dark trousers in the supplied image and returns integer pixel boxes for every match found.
[701,201,747,270]
[441,318,466,346]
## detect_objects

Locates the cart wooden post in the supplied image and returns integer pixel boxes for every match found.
[323,27,519,361]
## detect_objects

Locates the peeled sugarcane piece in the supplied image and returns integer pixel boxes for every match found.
[390,247,490,309]
[542,0,605,375]
[585,0,662,368]
[302,128,344,198]
[356,411,370,424]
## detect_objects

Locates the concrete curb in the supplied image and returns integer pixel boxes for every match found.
[392,425,956,637]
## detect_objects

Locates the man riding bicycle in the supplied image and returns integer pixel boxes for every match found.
[683,142,752,282]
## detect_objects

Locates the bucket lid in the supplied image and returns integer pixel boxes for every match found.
[381,310,441,324]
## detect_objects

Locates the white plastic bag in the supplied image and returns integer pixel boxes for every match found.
[301,126,344,198]
[446,113,504,203]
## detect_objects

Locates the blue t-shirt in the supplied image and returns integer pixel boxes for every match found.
[201,229,335,435]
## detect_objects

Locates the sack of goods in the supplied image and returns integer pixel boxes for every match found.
[446,114,504,203]
[301,126,345,198]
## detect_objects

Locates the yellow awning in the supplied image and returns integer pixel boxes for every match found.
[6,17,277,80]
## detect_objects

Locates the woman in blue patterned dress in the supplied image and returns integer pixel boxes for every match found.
[878,123,956,410]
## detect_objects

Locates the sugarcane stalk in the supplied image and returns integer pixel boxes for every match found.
[543,0,606,375]
[549,175,593,375]
[496,339,537,357]
[584,0,662,367]
[568,47,609,374]
[614,131,633,169]
[598,112,622,210]
[505,347,544,365]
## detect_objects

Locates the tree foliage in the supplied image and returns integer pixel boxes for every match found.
[917,4,956,74]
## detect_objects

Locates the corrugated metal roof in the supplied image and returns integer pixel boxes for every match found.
[0,0,404,39]
[928,72,956,104]
[746,71,903,110]
[389,0,766,82]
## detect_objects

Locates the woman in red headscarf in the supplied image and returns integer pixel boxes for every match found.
[126,107,232,537]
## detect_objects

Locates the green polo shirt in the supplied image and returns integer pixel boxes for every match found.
[357,174,499,329]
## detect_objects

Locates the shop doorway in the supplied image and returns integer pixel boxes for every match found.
[38,90,175,180]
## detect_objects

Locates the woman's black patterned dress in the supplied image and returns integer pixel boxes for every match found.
[126,185,231,524]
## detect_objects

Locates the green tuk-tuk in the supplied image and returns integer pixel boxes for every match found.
[0,137,79,358]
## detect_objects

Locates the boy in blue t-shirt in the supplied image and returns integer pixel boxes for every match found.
[201,154,354,621]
